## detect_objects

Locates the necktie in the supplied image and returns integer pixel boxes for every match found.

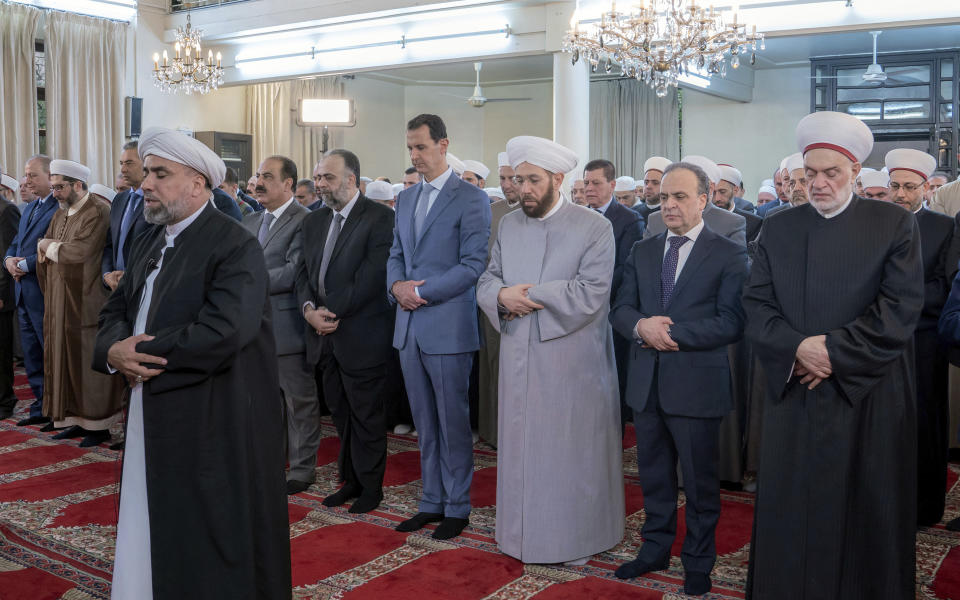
[116,192,142,270]
[257,212,275,246]
[27,199,42,227]
[660,235,690,308]
[317,213,344,303]
[414,184,431,241]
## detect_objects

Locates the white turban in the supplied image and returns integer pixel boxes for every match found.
[139,127,227,189]
[615,176,636,192]
[860,170,890,190]
[446,153,466,176]
[785,152,804,174]
[506,136,578,174]
[485,187,505,200]
[365,180,394,201]
[391,183,404,196]
[718,164,742,187]
[885,148,937,181]
[796,111,874,163]
[644,156,672,175]
[681,155,721,185]
[0,174,18,194]
[497,152,510,168]
[761,178,774,188]
[359,176,373,184]
[462,160,490,180]
[50,159,91,183]
[758,185,777,197]
[779,156,791,174]
[88,184,117,202]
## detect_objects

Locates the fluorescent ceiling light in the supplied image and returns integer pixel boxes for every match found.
[8,0,137,21]
[298,99,355,126]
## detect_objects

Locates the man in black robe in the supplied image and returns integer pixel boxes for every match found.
[93,127,291,599]
[885,148,953,527]
[743,111,923,600]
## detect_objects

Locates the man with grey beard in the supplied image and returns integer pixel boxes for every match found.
[297,148,395,513]
[94,127,290,598]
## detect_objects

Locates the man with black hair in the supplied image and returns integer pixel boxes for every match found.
[218,167,257,215]
[388,113,491,540]
[103,141,150,292]
[294,178,320,210]
[402,166,421,190]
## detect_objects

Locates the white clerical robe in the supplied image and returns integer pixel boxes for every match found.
[476,199,625,563]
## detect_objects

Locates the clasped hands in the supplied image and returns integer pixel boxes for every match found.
[4,256,25,282]
[636,316,679,352]
[793,335,832,390]
[391,280,428,311]
[304,305,340,336]
[498,284,544,321]
[107,334,167,388]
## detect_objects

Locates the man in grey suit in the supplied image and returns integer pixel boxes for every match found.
[645,156,746,247]
[242,154,317,495]
[387,114,491,540]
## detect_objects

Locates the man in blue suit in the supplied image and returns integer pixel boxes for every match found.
[609,162,748,596]
[3,155,58,426]
[102,141,152,292]
[387,114,491,540]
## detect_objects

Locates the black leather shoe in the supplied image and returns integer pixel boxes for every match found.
[348,491,383,514]
[79,430,110,448]
[52,426,86,440]
[614,556,670,579]
[109,441,125,451]
[322,484,360,506]
[40,422,57,432]
[395,512,444,532]
[286,480,312,495]
[17,415,50,427]
[432,517,469,540]
[684,571,712,596]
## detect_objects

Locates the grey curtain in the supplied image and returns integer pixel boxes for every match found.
[589,78,680,179]
[245,76,344,183]
[0,1,42,179]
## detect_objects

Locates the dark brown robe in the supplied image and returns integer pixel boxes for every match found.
[37,194,123,427]
[744,197,922,600]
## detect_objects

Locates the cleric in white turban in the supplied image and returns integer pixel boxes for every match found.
[461,160,490,188]
[743,110,923,600]
[477,135,624,565]
[50,159,91,184]
[446,152,466,177]
[614,175,637,206]
[138,127,226,189]
[88,184,117,204]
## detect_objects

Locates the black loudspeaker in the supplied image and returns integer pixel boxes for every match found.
[125,96,142,138]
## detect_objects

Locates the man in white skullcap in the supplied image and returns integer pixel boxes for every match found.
[446,152,466,177]
[756,184,777,206]
[764,153,807,218]
[644,156,746,246]
[634,156,671,220]
[0,176,20,419]
[614,175,636,207]
[716,164,756,214]
[477,135,624,566]
[715,164,763,243]
[88,184,116,204]
[744,112,923,600]
[366,179,396,209]
[0,175,19,205]
[461,160,489,188]
[884,148,954,528]
[484,187,504,201]
[477,151,522,447]
[93,127,291,598]
[37,160,123,448]
[859,169,890,200]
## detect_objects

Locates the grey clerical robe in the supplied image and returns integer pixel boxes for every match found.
[477,199,625,564]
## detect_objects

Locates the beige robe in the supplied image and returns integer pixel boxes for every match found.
[38,194,123,428]
[477,200,625,563]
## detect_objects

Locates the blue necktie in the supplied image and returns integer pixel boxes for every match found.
[116,191,142,270]
[660,235,690,308]
[414,184,431,241]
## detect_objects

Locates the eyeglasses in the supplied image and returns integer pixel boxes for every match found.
[511,175,544,186]
[888,183,921,193]
[51,183,78,192]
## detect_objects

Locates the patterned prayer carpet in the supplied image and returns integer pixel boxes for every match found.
[0,368,959,599]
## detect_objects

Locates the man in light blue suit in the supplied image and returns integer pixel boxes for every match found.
[3,155,58,426]
[387,114,491,540]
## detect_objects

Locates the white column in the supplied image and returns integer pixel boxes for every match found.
[552,51,590,184]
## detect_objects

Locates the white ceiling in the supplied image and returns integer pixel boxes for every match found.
[362,22,960,86]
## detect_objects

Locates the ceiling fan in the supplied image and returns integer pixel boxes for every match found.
[443,62,532,108]
[813,31,928,84]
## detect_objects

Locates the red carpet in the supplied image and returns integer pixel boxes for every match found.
[1,368,959,599]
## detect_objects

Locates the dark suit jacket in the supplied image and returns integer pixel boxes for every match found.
[297,195,396,368]
[734,196,756,214]
[239,190,263,212]
[212,187,244,222]
[916,207,953,331]
[763,201,792,218]
[101,188,151,277]
[0,200,21,312]
[4,193,57,306]
[633,203,660,221]
[307,200,323,212]
[943,210,960,283]
[603,198,645,302]
[734,207,763,242]
[756,199,782,217]
[609,224,748,417]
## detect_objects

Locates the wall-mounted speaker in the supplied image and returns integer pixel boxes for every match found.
[125,96,142,138]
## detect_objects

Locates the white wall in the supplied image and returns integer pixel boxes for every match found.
[682,66,810,200]
[340,77,408,181]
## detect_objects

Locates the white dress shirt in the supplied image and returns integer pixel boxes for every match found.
[663,218,706,282]
[818,192,854,219]
[265,196,296,229]
[303,191,360,313]
[593,196,613,216]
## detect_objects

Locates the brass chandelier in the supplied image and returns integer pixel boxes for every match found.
[563,1,765,97]
[152,14,224,95]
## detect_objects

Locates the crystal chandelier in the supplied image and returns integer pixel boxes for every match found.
[152,14,224,95]
[563,1,765,97]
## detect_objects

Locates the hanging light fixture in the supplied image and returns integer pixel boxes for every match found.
[563,1,765,97]
[152,13,224,95]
